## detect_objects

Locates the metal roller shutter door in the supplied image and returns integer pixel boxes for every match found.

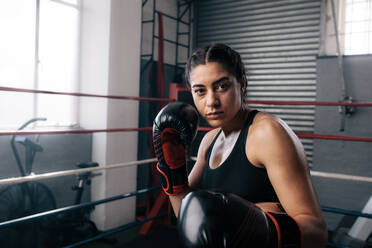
[196,0,321,166]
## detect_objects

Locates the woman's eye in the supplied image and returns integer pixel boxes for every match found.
[193,88,205,95]
[216,83,229,91]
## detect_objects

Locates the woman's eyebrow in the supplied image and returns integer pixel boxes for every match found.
[212,77,229,86]
[191,77,229,88]
[191,84,205,88]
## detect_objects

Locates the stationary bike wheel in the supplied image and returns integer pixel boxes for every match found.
[0,182,56,248]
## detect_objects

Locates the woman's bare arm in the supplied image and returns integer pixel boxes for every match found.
[249,116,328,248]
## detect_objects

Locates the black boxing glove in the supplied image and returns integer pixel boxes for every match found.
[178,190,302,248]
[152,102,199,195]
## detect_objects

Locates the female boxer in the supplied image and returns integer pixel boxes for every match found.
[153,44,327,248]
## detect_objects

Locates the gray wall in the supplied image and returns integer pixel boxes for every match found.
[195,0,322,166]
[313,55,372,230]
[0,134,92,208]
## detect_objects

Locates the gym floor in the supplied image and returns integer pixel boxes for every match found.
[80,225,185,248]
[82,225,339,248]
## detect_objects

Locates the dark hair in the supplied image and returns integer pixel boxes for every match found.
[185,44,247,92]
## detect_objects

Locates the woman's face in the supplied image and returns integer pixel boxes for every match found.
[189,62,244,128]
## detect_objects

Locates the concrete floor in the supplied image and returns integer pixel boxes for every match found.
[79,225,185,248]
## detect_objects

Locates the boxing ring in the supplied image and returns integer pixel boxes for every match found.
[0,84,372,248]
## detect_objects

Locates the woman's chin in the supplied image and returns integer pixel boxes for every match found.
[206,119,224,128]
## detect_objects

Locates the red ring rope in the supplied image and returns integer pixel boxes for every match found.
[1,84,371,142]
[0,86,173,103]
[172,86,372,107]
[0,127,152,136]
[0,127,371,143]
[2,85,372,106]
[245,100,372,107]
[296,133,372,142]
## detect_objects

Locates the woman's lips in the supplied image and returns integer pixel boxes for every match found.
[206,111,224,119]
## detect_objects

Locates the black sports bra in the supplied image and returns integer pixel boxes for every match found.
[201,110,278,203]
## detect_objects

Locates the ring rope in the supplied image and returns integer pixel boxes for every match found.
[1,127,371,143]
[246,100,372,107]
[0,127,152,136]
[0,86,173,102]
[66,212,167,248]
[327,242,352,248]
[2,85,372,107]
[322,206,372,219]
[0,158,157,185]
[0,157,371,186]
[310,171,372,183]
[0,186,161,229]
[296,133,372,142]
[173,86,372,106]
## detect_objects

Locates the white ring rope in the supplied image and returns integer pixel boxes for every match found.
[0,158,157,185]
[0,157,371,185]
[310,170,372,183]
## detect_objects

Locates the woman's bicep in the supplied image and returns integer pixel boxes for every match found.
[267,135,328,247]
[256,120,322,218]
[267,154,320,217]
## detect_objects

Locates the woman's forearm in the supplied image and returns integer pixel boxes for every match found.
[169,189,191,217]
[295,214,328,248]
[255,202,284,213]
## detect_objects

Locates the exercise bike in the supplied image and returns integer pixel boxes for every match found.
[0,118,104,247]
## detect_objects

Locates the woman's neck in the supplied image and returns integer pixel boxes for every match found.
[220,106,250,137]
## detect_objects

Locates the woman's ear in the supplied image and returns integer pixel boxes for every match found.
[241,76,247,93]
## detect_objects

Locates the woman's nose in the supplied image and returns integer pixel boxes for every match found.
[206,92,220,107]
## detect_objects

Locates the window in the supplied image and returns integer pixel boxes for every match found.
[344,0,372,54]
[0,0,80,129]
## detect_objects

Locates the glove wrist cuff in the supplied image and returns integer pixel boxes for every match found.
[265,211,303,248]
[157,163,188,195]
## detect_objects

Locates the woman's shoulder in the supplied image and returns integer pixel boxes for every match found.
[249,111,291,140]
[252,111,277,124]
[199,128,220,152]
[189,128,220,185]
[246,111,302,168]
[193,128,220,163]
